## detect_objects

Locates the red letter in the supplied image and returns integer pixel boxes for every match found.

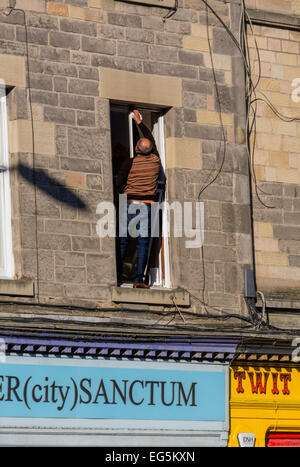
[280,373,291,395]
[248,372,269,394]
[271,373,279,395]
[234,371,246,393]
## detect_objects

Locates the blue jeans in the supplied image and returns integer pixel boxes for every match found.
[118,202,151,284]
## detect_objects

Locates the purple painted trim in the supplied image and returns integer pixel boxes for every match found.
[0,331,240,361]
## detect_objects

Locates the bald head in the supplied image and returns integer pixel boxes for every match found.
[136,138,153,155]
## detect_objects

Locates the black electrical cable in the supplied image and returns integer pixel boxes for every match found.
[200,0,248,65]
[197,6,227,201]
[196,3,227,314]
[163,0,178,22]
[192,0,288,327]
[204,0,297,204]
[244,3,300,198]
[3,0,255,328]
[2,1,300,339]
[0,296,255,326]
[250,95,300,123]
[236,1,300,336]
[0,314,256,335]
[243,8,276,209]
[241,3,276,208]
[199,0,290,209]
[0,296,299,337]
[190,0,262,326]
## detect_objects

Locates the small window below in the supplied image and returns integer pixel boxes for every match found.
[110,103,170,289]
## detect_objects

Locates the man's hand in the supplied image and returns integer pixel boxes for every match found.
[132,109,142,124]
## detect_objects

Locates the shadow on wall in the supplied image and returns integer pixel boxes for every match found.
[16,163,87,210]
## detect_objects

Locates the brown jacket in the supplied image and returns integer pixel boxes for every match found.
[115,121,162,201]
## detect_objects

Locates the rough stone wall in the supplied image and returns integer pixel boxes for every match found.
[245,1,300,298]
[0,0,253,314]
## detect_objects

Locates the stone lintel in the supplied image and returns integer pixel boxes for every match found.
[247,8,300,31]
[8,120,55,155]
[0,54,26,89]
[99,68,182,108]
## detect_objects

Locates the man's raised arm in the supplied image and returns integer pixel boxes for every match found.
[132,109,160,157]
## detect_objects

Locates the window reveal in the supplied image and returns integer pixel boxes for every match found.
[0,82,14,278]
[110,104,170,288]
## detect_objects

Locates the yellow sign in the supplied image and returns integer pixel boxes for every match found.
[228,364,300,447]
[233,367,292,396]
[117,0,176,8]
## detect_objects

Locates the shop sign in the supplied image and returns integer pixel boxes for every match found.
[117,0,176,8]
[0,356,228,429]
[233,370,291,395]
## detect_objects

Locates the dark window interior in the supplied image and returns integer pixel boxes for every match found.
[110,104,164,286]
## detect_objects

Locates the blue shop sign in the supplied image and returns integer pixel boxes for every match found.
[0,356,228,425]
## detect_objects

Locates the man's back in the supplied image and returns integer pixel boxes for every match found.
[124,153,161,202]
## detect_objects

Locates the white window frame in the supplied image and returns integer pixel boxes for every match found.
[112,105,170,289]
[151,114,171,289]
[128,110,170,289]
[0,81,14,278]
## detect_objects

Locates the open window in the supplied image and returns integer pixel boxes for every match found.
[110,103,170,289]
[0,82,14,278]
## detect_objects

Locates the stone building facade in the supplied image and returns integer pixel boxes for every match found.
[0,0,299,447]
[0,0,252,318]
[246,0,300,320]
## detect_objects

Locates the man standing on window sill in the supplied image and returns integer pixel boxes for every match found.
[115,109,162,289]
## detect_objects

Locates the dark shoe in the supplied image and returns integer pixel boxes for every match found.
[133,282,150,289]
